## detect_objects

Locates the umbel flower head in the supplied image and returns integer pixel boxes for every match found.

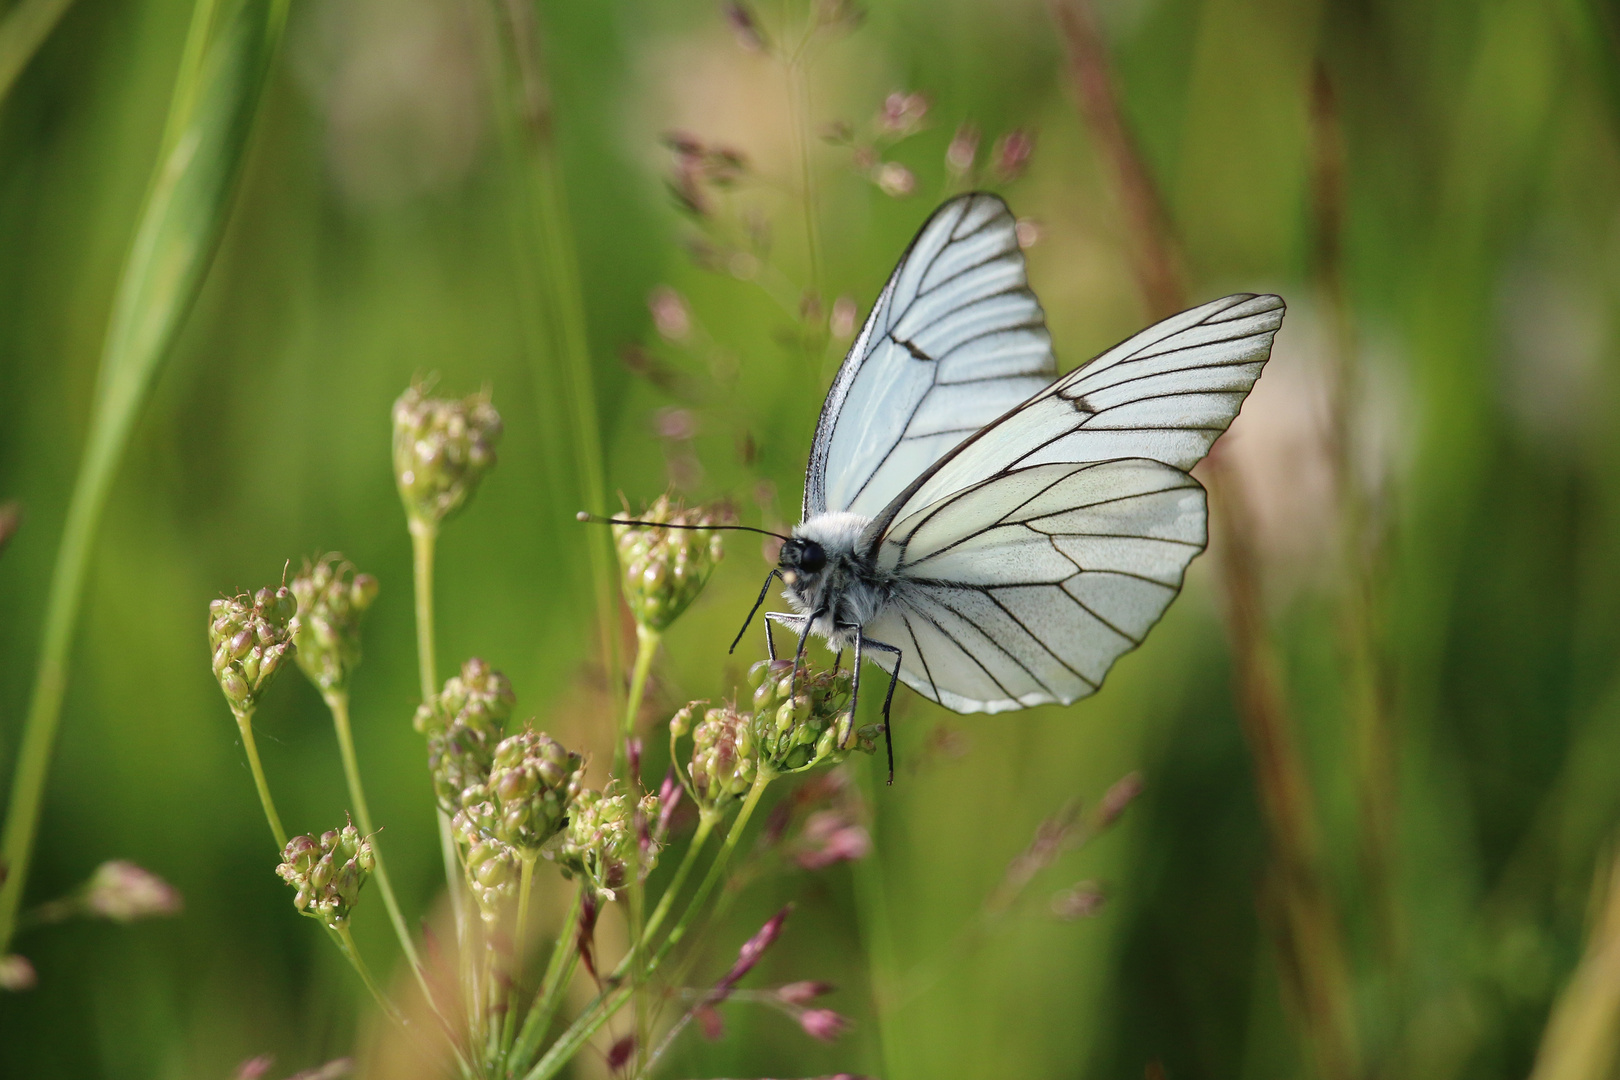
[673,702,757,812]
[392,383,502,530]
[276,819,375,930]
[83,860,183,923]
[462,835,521,923]
[414,659,516,813]
[208,585,299,715]
[289,554,379,693]
[484,728,584,851]
[553,782,661,901]
[611,496,728,633]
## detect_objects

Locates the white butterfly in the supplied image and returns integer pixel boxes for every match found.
[736,192,1285,778]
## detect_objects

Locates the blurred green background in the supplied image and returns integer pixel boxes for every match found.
[3,0,1620,1077]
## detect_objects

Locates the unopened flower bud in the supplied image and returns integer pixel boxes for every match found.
[392,383,502,530]
[276,819,375,929]
[208,584,299,715]
[415,659,516,813]
[799,1008,850,1042]
[946,122,979,174]
[83,860,182,923]
[792,809,872,870]
[777,980,835,1005]
[875,162,915,198]
[0,954,36,992]
[464,837,521,922]
[290,554,378,693]
[878,91,928,135]
[611,496,729,633]
[991,128,1035,182]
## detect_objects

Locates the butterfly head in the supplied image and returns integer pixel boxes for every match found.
[776,538,826,587]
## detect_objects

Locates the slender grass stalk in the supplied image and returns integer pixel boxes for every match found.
[334,923,410,1030]
[654,770,771,963]
[1049,2,1359,1075]
[482,1,622,717]
[326,690,435,998]
[0,0,289,957]
[499,852,540,1058]
[618,625,659,775]
[234,707,287,850]
[0,0,76,106]
[641,813,716,943]
[1527,850,1620,1080]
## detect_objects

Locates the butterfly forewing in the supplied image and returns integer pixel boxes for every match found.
[804,193,1056,520]
[861,293,1284,547]
[864,459,1207,713]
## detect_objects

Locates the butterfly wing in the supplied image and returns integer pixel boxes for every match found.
[860,293,1285,547]
[862,459,1206,712]
[804,192,1056,520]
[860,293,1285,712]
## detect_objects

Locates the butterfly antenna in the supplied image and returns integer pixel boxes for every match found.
[576,511,791,542]
[730,570,780,655]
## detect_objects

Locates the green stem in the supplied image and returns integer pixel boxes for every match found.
[334,922,408,1029]
[641,813,716,944]
[508,886,585,1070]
[0,0,78,106]
[410,520,468,943]
[656,772,771,963]
[235,707,287,850]
[410,520,439,699]
[326,690,433,999]
[616,625,659,775]
[500,852,538,1059]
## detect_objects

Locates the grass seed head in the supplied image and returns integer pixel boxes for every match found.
[392,383,502,530]
[275,819,374,930]
[290,554,378,694]
[611,496,729,633]
[415,659,516,814]
[208,585,299,716]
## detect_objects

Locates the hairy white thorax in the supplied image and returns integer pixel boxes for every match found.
[781,511,891,647]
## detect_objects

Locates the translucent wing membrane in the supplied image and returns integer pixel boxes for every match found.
[804,193,1056,519]
[862,293,1284,547]
[863,459,1207,712]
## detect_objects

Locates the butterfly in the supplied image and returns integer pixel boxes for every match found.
[593,192,1283,781]
[734,192,1284,779]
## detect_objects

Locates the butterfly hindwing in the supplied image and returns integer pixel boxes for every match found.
[804,193,1056,521]
[862,459,1206,713]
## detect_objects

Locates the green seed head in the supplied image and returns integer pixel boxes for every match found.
[415,658,516,813]
[747,659,870,771]
[486,728,584,851]
[552,782,661,901]
[208,584,299,715]
[392,383,503,529]
[289,554,378,694]
[463,836,522,923]
[275,818,375,930]
[611,496,729,633]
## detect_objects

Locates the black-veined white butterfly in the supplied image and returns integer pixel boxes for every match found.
[603,192,1284,780]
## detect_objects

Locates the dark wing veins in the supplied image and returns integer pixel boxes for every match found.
[890,333,933,363]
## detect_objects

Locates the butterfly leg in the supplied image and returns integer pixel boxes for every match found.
[860,636,903,784]
[762,611,808,662]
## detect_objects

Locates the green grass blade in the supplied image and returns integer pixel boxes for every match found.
[0,0,289,953]
[0,0,78,108]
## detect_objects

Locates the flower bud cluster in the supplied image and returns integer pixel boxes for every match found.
[392,384,502,529]
[84,860,183,923]
[674,703,756,812]
[276,820,375,929]
[290,554,378,693]
[611,496,728,633]
[748,659,874,771]
[552,782,661,901]
[209,585,299,715]
[414,659,515,814]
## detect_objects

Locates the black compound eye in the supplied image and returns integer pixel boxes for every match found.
[797,541,826,573]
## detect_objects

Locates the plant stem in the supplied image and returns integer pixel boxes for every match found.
[335,922,409,1029]
[234,707,287,850]
[500,852,539,1059]
[410,520,440,699]
[656,770,771,963]
[641,813,716,944]
[0,0,77,107]
[326,690,432,995]
[0,0,289,958]
[1527,848,1620,1080]
[617,625,659,775]
[410,519,468,943]
[508,886,585,1069]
